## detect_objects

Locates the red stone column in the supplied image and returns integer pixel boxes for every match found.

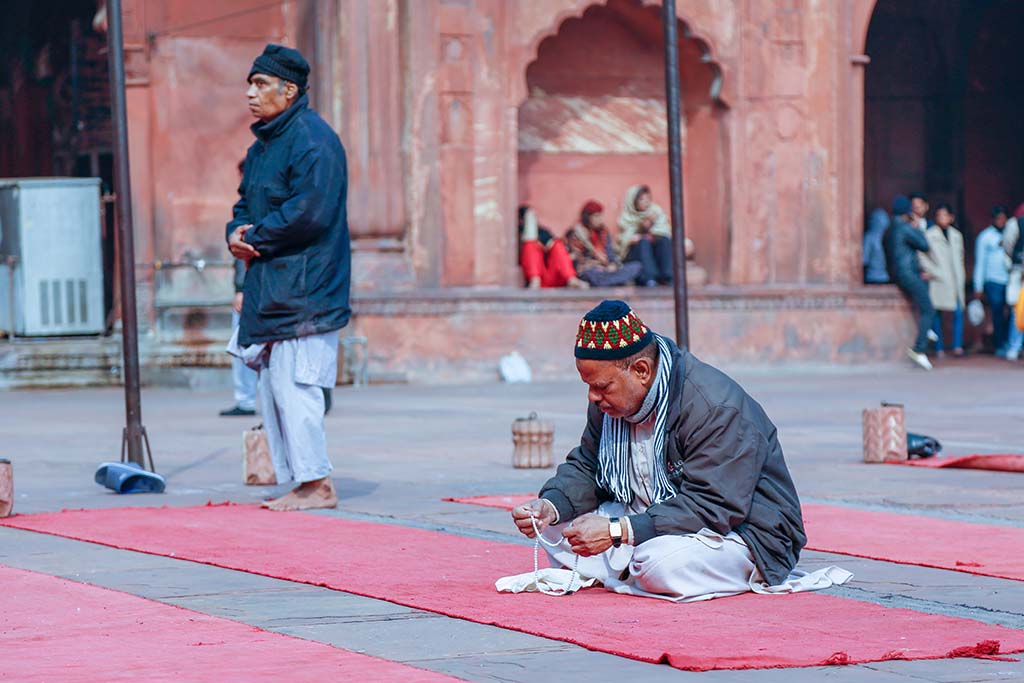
[120,0,156,330]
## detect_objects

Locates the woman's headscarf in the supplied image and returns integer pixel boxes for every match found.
[616,185,671,259]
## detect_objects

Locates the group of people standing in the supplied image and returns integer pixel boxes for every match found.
[865,193,1024,370]
[519,185,693,290]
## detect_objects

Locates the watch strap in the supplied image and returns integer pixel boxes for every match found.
[609,517,623,548]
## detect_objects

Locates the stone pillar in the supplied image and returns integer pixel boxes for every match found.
[331,0,415,289]
[437,4,477,286]
[730,0,851,286]
[401,0,444,288]
[120,0,155,332]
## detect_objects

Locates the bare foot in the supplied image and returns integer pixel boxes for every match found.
[261,477,338,511]
[567,276,590,290]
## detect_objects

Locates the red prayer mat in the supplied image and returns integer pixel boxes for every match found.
[0,564,459,683]
[3,504,1024,672]
[444,495,1024,583]
[897,454,1024,472]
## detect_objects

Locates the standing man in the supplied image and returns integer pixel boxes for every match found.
[909,193,931,232]
[883,195,934,370]
[226,44,350,511]
[974,206,1012,357]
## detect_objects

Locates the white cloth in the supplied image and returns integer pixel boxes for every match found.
[227,329,339,484]
[498,502,852,602]
[495,568,598,594]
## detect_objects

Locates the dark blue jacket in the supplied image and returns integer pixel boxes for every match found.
[882,216,929,286]
[227,94,350,345]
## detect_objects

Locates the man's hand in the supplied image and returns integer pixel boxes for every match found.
[232,292,244,314]
[512,499,557,539]
[920,270,932,281]
[228,225,260,264]
[562,513,613,557]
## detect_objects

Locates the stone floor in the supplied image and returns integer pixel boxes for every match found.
[2,354,1024,681]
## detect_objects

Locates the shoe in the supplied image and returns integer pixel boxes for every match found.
[220,405,256,417]
[926,329,939,343]
[907,348,933,370]
[1008,349,1021,362]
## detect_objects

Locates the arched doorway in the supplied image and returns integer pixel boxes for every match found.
[864,0,1024,235]
[515,0,729,283]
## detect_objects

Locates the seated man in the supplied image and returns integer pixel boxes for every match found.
[511,300,846,601]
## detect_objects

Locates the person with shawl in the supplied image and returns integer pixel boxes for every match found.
[565,201,643,287]
[617,185,694,286]
[509,301,849,601]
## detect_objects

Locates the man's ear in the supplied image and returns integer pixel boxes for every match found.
[285,82,299,101]
[631,357,654,384]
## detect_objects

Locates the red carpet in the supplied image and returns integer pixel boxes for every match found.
[898,454,1024,472]
[445,495,1024,583]
[0,564,458,683]
[4,504,1024,671]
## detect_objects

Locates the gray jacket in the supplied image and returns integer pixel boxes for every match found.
[539,340,806,585]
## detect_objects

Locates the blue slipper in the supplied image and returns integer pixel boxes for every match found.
[94,462,166,494]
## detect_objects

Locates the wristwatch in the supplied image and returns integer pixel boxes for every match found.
[608,517,623,548]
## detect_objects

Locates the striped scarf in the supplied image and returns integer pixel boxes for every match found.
[596,334,676,506]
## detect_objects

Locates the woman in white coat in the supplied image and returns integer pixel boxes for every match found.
[920,204,966,356]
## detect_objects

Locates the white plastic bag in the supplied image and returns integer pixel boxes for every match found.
[499,351,532,383]
[967,299,985,327]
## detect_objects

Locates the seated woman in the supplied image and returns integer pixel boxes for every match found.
[565,200,643,287]
[617,185,676,286]
[519,206,588,289]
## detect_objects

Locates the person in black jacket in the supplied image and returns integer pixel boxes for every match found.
[510,301,849,601]
[226,44,349,511]
[883,195,934,370]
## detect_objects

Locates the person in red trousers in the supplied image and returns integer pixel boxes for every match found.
[519,205,589,289]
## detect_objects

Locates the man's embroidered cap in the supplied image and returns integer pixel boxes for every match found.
[574,300,653,360]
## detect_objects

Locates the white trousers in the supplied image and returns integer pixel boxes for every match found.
[258,331,339,484]
[230,311,258,410]
[541,502,851,603]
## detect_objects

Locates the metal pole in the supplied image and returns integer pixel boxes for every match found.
[106,0,150,468]
[662,0,690,349]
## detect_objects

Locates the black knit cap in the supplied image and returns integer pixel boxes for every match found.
[574,300,654,360]
[249,44,310,90]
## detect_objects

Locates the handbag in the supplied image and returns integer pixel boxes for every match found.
[243,424,277,485]
[862,402,908,463]
[1017,291,1024,332]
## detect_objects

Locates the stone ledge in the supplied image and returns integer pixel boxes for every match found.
[350,285,908,316]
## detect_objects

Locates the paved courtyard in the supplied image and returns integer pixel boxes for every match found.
[2,356,1024,681]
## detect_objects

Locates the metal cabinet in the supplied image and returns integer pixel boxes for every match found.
[0,178,104,336]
